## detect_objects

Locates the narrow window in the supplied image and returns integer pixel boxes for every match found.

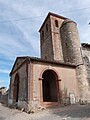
[65,43,68,46]
[46,24,48,31]
[55,20,59,27]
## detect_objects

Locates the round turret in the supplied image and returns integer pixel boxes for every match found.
[60,19,83,65]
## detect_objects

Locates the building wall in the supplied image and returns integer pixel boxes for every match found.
[0,93,8,105]
[82,46,90,93]
[0,87,7,104]
[12,58,26,71]
[76,64,90,100]
[40,17,54,61]
[50,15,64,61]
[9,63,28,109]
[28,61,79,108]
[0,87,6,95]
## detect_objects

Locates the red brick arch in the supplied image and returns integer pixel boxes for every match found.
[39,67,61,80]
[39,67,61,104]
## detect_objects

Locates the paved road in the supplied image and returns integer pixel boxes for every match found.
[0,103,90,120]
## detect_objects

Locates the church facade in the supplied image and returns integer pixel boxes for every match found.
[8,12,90,110]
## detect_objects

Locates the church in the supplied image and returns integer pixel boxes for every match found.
[8,12,90,110]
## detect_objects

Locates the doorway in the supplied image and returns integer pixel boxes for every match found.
[13,74,19,102]
[42,70,58,102]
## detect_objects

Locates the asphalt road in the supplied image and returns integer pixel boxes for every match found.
[0,103,90,120]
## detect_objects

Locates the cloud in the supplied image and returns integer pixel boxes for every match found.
[0,69,10,74]
[0,80,4,87]
[0,21,39,60]
[0,79,9,89]
[79,25,90,44]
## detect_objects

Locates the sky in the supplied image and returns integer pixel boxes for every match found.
[0,0,90,89]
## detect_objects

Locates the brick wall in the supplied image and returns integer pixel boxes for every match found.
[40,16,54,61]
[40,14,64,61]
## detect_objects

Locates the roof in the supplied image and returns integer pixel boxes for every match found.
[39,12,68,32]
[10,56,77,76]
[60,19,77,28]
[81,43,90,47]
[30,57,76,67]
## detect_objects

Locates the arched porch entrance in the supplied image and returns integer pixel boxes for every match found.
[13,74,20,102]
[42,70,59,102]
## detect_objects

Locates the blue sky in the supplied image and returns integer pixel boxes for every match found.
[0,0,90,89]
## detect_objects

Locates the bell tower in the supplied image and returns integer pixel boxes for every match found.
[39,12,67,61]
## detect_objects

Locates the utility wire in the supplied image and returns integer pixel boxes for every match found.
[61,6,90,13]
[0,16,44,23]
[0,6,90,23]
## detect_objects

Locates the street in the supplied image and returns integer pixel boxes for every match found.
[0,103,90,120]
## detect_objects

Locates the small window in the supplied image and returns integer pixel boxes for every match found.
[55,20,59,27]
[46,24,48,31]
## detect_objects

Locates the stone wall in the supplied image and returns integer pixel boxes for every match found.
[81,45,90,100]
[60,19,82,65]
[76,64,90,100]
[0,93,8,106]
[0,87,8,105]
[9,62,28,109]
